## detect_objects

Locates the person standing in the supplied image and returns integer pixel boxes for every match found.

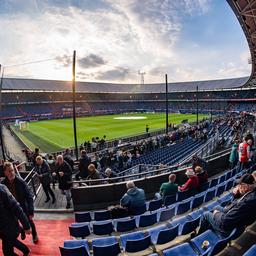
[0,183,31,256]
[238,138,252,170]
[35,156,56,204]
[76,150,91,180]
[1,162,38,244]
[53,155,72,209]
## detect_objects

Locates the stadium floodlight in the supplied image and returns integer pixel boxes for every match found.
[138,70,146,86]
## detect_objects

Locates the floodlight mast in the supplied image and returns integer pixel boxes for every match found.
[72,51,78,161]
[138,70,146,85]
[165,74,169,134]
[0,65,6,161]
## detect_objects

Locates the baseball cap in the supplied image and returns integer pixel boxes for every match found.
[236,174,255,185]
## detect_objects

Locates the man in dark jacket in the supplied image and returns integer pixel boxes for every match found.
[77,150,91,179]
[192,154,207,171]
[1,161,38,244]
[35,156,56,204]
[63,148,74,171]
[198,174,256,237]
[120,181,146,215]
[53,155,72,209]
[0,184,31,256]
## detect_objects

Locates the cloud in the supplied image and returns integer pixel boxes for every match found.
[95,67,131,81]
[55,54,72,67]
[78,54,107,69]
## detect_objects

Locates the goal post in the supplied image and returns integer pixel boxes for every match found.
[19,121,29,131]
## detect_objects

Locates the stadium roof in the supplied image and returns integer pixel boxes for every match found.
[227,0,256,86]
[2,76,249,93]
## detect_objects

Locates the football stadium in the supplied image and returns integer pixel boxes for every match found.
[0,1,256,256]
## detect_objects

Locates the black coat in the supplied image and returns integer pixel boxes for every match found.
[0,184,30,239]
[34,160,52,186]
[55,160,72,190]
[1,176,34,216]
[78,155,91,178]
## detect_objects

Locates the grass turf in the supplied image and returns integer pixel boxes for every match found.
[12,113,209,153]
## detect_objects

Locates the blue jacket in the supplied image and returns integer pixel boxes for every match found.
[0,184,30,239]
[120,187,146,213]
[215,188,256,232]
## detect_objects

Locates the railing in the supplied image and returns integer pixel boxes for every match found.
[24,167,41,199]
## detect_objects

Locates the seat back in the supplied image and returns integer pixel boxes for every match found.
[216,184,225,197]
[164,194,176,206]
[157,224,179,245]
[125,235,151,252]
[69,223,90,238]
[116,218,136,232]
[94,210,111,221]
[159,206,175,222]
[177,190,190,201]
[148,198,162,211]
[204,188,216,203]
[93,242,121,256]
[75,212,91,223]
[210,178,219,188]
[243,245,256,256]
[93,221,113,235]
[60,246,89,256]
[139,212,157,227]
[180,216,200,235]
[176,199,191,215]
[191,194,204,209]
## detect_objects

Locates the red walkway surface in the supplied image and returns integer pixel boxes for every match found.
[0,218,73,256]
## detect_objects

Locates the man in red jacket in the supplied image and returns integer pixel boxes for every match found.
[179,168,199,192]
[238,138,252,170]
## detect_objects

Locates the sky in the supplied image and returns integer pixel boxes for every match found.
[0,0,251,83]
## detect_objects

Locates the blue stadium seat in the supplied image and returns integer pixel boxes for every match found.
[59,246,89,256]
[133,204,147,215]
[164,194,176,206]
[200,181,210,192]
[204,200,219,211]
[92,236,121,256]
[180,216,200,235]
[177,190,190,201]
[92,220,113,235]
[170,215,190,228]
[158,206,175,222]
[225,179,234,191]
[210,178,219,188]
[176,198,191,215]
[113,217,136,232]
[188,208,204,219]
[162,242,197,256]
[137,212,157,227]
[243,245,256,256]
[75,212,91,223]
[153,224,179,245]
[204,188,216,203]
[148,198,163,211]
[191,193,205,209]
[219,174,226,184]
[120,231,151,253]
[94,210,111,221]
[62,240,90,256]
[191,229,220,255]
[69,223,91,238]
[216,183,226,197]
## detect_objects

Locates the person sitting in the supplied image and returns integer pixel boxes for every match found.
[157,174,178,199]
[105,168,117,183]
[86,164,101,185]
[192,154,207,171]
[178,168,199,192]
[194,165,208,188]
[197,174,256,237]
[120,181,146,215]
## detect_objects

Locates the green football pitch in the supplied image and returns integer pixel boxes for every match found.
[12,113,209,153]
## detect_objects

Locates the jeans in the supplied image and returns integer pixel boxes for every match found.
[42,183,55,200]
[1,235,30,256]
[198,210,228,237]
[63,189,71,203]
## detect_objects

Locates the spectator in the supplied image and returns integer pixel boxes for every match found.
[158,174,178,199]
[105,168,117,183]
[229,140,239,169]
[198,174,256,237]
[76,150,91,180]
[120,181,146,215]
[47,155,56,189]
[32,148,40,167]
[34,156,56,204]
[1,162,38,244]
[53,155,72,209]
[194,166,208,188]
[63,148,74,171]
[86,164,101,185]
[179,169,199,192]
[238,138,252,170]
[192,154,207,171]
[0,184,31,256]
